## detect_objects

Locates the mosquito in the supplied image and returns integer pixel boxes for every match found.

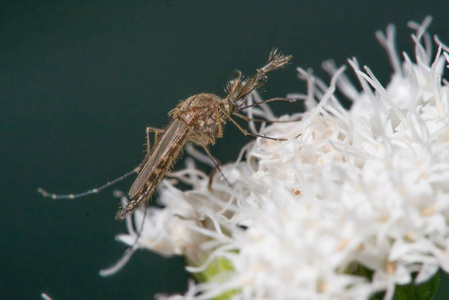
[38,49,292,221]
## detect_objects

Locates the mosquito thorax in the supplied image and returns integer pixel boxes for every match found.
[173,93,223,145]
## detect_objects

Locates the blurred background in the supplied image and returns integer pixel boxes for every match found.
[1,1,448,299]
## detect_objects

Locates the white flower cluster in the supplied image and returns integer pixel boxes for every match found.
[103,17,449,299]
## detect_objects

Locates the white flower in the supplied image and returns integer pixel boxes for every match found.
[106,17,449,300]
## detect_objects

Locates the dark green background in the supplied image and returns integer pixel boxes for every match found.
[2,1,448,299]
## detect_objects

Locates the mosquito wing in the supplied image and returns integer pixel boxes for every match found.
[128,118,192,199]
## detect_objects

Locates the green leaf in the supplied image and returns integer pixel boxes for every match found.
[393,271,440,300]
[351,265,440,300]
[188,256,239,300]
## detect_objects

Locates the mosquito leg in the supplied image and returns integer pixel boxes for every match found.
[238,97,297,110]
[37,168,139,200]
[200,144,232,189]
[232,112,303,124]
[222,109,288,141]
[138,127,165,172]
[37,127,165,201]
[233,112,276,124]
[99,198,149,277]
[207,167,218,192]
[233,112,264,123]
[234,113,302,140]
[190,131,232,189]
[146,127,164,152]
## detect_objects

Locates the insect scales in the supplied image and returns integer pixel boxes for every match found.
[38,49,292,220]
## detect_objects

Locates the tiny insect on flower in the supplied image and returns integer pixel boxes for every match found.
[38,49,293,221]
